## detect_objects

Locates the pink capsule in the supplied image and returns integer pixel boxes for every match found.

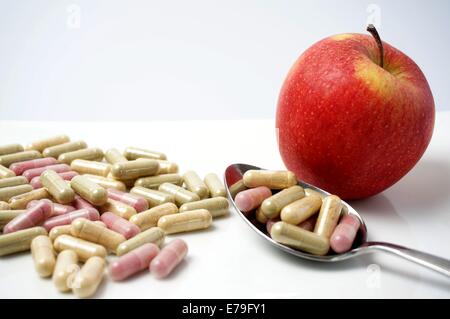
[72,195,95,210]
[298,215,317,232]
[27,199,75,216]
[106,188,148,212]
[42,207,99,231]
[149,239,188,278]
[23,164,71,182]
[330,214,361,253]
[3,199,54,234]
[109,243,159,281]
[101,212,141,239]
[235,186,272,213]
[30,171,78,189]
[9,157,58,175]
[266,218,280,234]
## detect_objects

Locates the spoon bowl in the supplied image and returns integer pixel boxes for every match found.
[224,163,450,276]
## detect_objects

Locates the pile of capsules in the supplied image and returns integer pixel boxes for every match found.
[230,170,361,256]
[0,135,229,298]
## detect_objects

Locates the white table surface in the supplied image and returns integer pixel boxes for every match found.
[0,112,449,299]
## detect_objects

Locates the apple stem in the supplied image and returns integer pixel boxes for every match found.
[366,24,384,68]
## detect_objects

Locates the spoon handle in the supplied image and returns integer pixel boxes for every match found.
[363,241,450,277]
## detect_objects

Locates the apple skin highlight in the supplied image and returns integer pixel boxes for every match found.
[276,33,435,200]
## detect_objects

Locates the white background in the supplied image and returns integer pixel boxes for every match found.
[0,0,449,121]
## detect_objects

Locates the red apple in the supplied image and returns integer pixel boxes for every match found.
[276,26,435,200]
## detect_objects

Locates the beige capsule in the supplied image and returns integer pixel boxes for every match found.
[124,146,167,161]
[69,256,105,298]
[0,165,15,179]
[116,226,165,256]
[183,171,209,199]
[8,188,50,209]
[130,186,175,207]
[129,202,178,231]
[82,174,126,192]
[243,170,297,189]
[156,160,179,174]
[31,235,56,277]
[260,185,305,219]
[111,159,159,180]
[70,218,126,252]
[158,209,212,234]
[100,198,137,220]
[71,159,111,177]
[0,201,10,210]
[94,221,106,228]
[107,172,136,187]
[0,150,42,168]
[305,188,326,200]
[204,173,226,198]
[0,210,25,229]
[40,170,75,204]
[43,140,87,158]
[314,195,342,238]
[271,221,330,256]
[49,225,72,242]
[53,249,79,292]
[58,148,104,164]
[255,207,268,224]
[280,194,322,225]
[134,173,182,189]
[53,234,107,261]
[70,175,107,206]
[0,184,34,202]
[0,226,47,256]
[0,144,24,156]
[158,183,199,206]
[229,179,248,199]
[179,197,229,218]
[105,148,128,164]
[25,135,70,152]
[0,176,28,189]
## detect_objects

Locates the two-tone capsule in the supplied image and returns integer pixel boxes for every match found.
[235,186,272,213]
[42,208,99,231]
[9,157,58,175]
[106,188,148,212]
[149,239,188,278]
[109,243,159,281]
[3,199,53,234]
[101,212,140,239]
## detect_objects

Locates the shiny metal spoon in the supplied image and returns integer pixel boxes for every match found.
[224,163,450,277]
